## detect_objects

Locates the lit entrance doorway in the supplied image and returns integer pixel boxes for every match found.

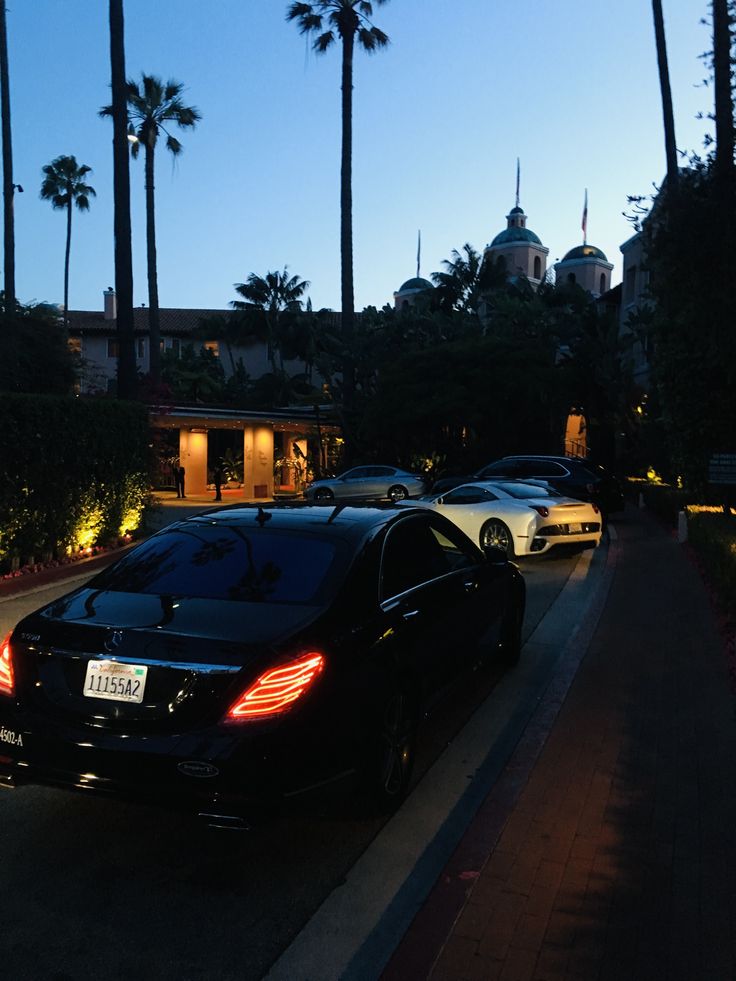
[564,408,588,458]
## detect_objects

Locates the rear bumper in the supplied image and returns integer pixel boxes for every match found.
[0,702,353,820]
[529,522,601,554]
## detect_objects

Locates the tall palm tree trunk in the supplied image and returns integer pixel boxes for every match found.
[340,29,356,425]
[651,0,678,192]
[109,0,137,398]
[0,2,15,316]
[713,0,735,190]
[63,199,72,328]
[144,141,161,383]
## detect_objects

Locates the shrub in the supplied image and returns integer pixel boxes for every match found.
[686,510,736,621]
[0,394,150,568]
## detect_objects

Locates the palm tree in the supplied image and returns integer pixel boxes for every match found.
[101,74,200,384]
[432,244,507,315]
[712,0,734,191]
[40,156,95,327]
[231,267,310,372]
[107,0,137,399]
[0,2,16,317]
[651,0,678,194]
[286,1,389,420]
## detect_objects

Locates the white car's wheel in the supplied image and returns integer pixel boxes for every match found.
[314,487,334,502]
[480,519,515,558]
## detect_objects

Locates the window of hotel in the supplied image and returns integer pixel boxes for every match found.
[625,265,637,303]
[533,256,541,279]
[136,338,146,359]
[161,337,181,356]
[203,340,220,358]
[107,338,119,358]
[599,273,606,294]
[68,337,82,356]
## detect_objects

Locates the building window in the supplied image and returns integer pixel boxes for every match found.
[625,265,637,303]
[136,338,146,360]
[161,337,181,356]
[203,340,220,358]
[599,273,606,294]
[68,337,82,356]
[533,256,541,279]
[107,338,119,359]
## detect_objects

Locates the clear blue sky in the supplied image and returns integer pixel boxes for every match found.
[10,0,710,315]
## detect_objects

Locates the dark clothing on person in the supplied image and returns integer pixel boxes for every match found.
[177,466,186,498]
[214,466,223,502]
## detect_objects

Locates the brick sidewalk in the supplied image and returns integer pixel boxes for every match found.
[386,508,736,980]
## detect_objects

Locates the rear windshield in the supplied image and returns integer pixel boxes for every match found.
[90,524,346,604]
[492,482,561,499]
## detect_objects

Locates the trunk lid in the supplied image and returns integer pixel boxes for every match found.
[13,588,322,730]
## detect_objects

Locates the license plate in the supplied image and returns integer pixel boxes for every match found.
[567,523,583,534]
[83,660,148,704]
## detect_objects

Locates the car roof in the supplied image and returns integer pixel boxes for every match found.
[499,455,594,469]
[174,502,428,544]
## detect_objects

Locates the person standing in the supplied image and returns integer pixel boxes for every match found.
[213,463,223,502]
[177,466,186,499]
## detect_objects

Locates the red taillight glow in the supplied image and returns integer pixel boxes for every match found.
[226,652,325,722]
[530,505,550,518]
[0,633,15,697]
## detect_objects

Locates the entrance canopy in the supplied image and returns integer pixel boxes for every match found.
[149,404,339,498]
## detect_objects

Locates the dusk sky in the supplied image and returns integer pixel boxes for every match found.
[10,1,709,315]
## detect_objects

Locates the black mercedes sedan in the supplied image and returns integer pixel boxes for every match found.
[0,503,524,826]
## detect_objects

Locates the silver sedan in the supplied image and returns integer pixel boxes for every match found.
[304,466,427,503]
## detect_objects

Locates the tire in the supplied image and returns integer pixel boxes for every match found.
[480,519,515,558]
[387,484,409,503]
[362,690,416,813]
[314,487,334,503]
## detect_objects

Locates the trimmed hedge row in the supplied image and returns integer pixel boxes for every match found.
[0,394,151,569]
[686,511,736,621]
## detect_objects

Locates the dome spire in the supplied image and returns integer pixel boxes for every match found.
[582,188,588,245]
[416,229,421,279]
[515,157,521,209]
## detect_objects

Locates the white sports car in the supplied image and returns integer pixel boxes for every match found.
[409,480,602,557]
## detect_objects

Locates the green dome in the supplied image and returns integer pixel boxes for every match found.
[561,244,608,262]
[489,226,543,247]
[397,277,434,293]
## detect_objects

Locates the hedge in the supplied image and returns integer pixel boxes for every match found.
[686,510,736,621]
[0,394,151,569]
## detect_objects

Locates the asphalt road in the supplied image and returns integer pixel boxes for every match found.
[0,545,593,981]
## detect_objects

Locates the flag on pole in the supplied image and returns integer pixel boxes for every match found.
[582,189,588,243]
[416,229,421,279]
[515,158,520,208]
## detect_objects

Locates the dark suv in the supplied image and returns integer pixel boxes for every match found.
[432,455,625,514]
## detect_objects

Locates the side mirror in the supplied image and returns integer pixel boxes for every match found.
[483,544,508,564]
[436,496,444,505]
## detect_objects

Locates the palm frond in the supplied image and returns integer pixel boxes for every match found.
[314,29,335,51]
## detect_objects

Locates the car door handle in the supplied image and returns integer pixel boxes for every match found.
[402,609,420,621]
[463,579,478,592]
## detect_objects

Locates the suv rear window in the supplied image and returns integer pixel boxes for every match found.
[90,525,345,604]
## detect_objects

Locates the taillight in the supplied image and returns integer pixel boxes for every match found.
[225,652,325,722]
[530,505,549,518]
[592,503,600,514]
[0,633,15,697]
